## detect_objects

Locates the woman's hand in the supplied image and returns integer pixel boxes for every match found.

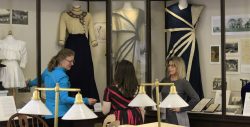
[91,41,98,47]
[88,98,97,105]
[25,79,31,87]
[170,108,181,112]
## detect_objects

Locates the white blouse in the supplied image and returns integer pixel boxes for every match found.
[0,35,27,88]
[0,35,27,68]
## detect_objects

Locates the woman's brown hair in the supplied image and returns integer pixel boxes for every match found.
[47,48,75,71]
[114,60,138,98]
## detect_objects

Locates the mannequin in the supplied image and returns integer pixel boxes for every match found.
[0,34,27,89]
[122,1,134,10]
[59,3,100,102]
[112,1,146,82]
[164,1,204,126]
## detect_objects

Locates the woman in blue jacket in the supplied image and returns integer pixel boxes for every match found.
[29,48,97,127]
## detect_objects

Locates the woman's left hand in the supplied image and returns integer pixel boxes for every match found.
[170,108,181,112]
[88,98,97,105]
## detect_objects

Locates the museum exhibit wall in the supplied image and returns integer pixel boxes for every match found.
[1,0,250,109]
[0,0,37,107]
[190,0,250,101]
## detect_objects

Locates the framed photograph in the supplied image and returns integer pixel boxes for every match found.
[212,15,250,35]
[210,45,220,64]
[12,10,28,25]
[213,78,222,90]
[226,39,239,57]
[94,22,106,44]
[0,9,10,24]
[226,57,240,74]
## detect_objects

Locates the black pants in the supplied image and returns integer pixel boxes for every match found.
[45,117,72,127]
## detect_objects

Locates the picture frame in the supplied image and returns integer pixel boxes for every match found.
[213,77,222,90]
[226,57,240,74]
[225,39,240,57]
[0,9,10,24]
[12,9,28,25]
[212,15,250,35]
[94,22,106,44]
[210,45,220,64]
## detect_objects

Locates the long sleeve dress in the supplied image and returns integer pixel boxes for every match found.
[165,3,204,98]
[112,8,146,82]
[59,10,99,102]
[161,78,200,126]
[0,35,27,88]
[29,67,89,119]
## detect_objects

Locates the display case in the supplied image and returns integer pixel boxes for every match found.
[186,0,250,127]
[1,0,250,126]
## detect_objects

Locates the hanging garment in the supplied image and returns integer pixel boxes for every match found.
[0,35,27,88]
[60,11,100,101]
[112,8,145,81]
[165,3,204,98]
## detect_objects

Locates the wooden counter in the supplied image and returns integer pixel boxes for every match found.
[188,112,250,127]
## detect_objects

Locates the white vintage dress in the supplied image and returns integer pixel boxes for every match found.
[112,8,145,81]
[0,35,27,88]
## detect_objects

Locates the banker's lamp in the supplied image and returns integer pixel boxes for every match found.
[129,79,188,127]
[19,83,97,127]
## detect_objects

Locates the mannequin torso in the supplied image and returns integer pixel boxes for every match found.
[0,34,27,88]
[71,4,83,15]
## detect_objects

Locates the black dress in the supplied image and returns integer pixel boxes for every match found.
[62,11,100,102]
[165,3,204,98]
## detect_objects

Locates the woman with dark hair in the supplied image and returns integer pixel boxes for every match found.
[28,48,97,127]
[102,60,143,125]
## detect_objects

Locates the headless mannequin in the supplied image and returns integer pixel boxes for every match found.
[122,1,134,10]
[178,0,188,10]
[121,2,139,25]
[0,32,27,99]
[71,4,82,15]
[112,2,145,82]
[59,2,100,102]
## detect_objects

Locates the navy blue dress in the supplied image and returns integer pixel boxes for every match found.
[165,3,204,98]
[65,34,100,102]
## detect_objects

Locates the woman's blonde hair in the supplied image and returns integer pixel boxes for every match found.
[166,56,186,79]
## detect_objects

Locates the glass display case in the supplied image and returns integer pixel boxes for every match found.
[1,0,250,126]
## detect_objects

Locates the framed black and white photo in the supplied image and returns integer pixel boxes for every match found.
[0,9,10,24]
[12,10,28,25]
[210,45,220,64]
[213,77,222,90]
[226,58,240,74]
[226,40,239,57]
[212,77,230,91]
[212,15,250,35]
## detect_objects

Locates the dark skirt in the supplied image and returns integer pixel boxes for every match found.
[65,34,100,102]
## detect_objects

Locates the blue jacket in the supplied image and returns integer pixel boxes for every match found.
[30,67,89,119]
